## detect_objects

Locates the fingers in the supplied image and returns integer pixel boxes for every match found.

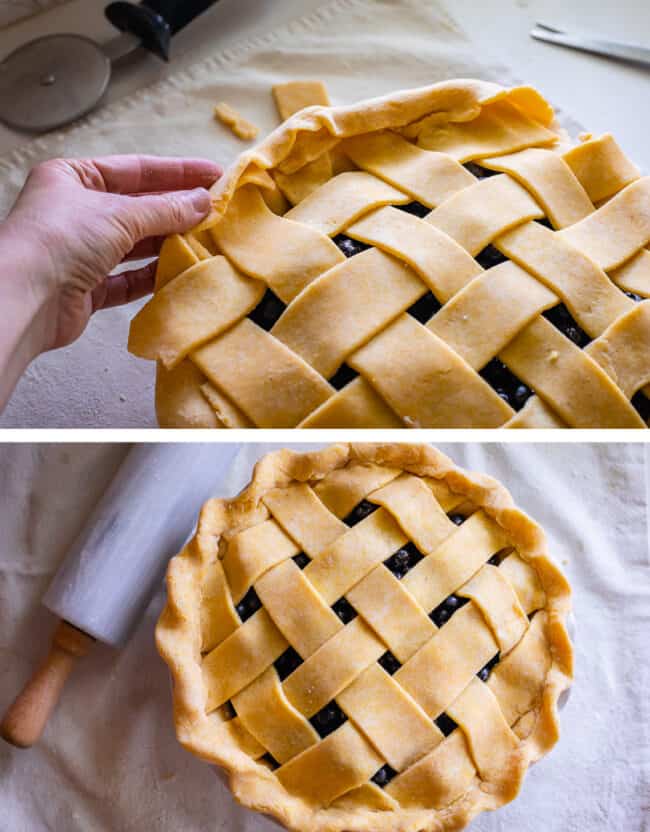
[91,262,157,312]
[122,235,165,262]
[79,155,222,194]
[117,188,212,240]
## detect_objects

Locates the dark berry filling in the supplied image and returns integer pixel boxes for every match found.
[310,701,347,738]
[223,701,236,719]
[625,291,644,303]
[274,647,303,680]
[534,217,554,230]
[236,587,262,622]
[395,201,430,218]
[329,362,359,391]
[248,288,286,331]
[435,713,458,736]
[479,358,532,411]
[543,303,591,347]
[384,542,424,579]
[463,162,498,180]
[261,752,280,770]
[407,291,442,324]
[631,391,650,422]
[334,234,371,258]
[448,513,466,526]
[371,764,398,787]
[430,594,469,627]
[477,652,500,682]
[344,499,378,526]
[378,651,402,675]
[487,553,501,566]
[293,552,311,569]
[331,597,358,624]
[475,244,508,270]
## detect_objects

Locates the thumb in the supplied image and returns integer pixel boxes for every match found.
[117,187,212,240]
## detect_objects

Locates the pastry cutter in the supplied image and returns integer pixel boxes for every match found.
[531,22,650,69]
[0,442,240,748]
[0,0,221,133]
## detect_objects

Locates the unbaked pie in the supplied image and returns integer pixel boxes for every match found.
[157,444,573,831]
[129,78,650,428]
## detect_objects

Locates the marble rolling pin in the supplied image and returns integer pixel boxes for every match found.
[0,442,240,748]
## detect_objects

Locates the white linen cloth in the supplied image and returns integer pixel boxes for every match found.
[0,0,537,428]
[0,441,648,831]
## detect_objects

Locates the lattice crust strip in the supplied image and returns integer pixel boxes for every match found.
[128,78,650,429]
[156,444,573,832]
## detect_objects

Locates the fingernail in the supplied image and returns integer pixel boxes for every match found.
[189,187,211,213]
[203,162,223,179]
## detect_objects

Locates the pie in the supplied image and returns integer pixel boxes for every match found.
[129,77,650,428]
[156,443,573,831]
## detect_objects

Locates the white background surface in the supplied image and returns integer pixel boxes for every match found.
[0,442,648,831]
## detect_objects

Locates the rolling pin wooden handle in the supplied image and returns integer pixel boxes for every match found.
[0,620,95,748]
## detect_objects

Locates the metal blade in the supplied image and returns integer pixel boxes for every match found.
[531,23,650,68]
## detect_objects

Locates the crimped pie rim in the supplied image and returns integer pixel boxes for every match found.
[156,443,573,832]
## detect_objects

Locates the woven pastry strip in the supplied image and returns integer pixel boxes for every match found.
[129,80,650,427]
[200,469,549,800]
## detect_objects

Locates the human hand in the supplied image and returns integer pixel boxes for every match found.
[1,154,221,350]
[0,153,221,412]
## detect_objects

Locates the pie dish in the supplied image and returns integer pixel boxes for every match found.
[157,443,573,831]
[129,77,650,428]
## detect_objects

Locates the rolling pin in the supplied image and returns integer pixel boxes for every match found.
[0,442,240,748]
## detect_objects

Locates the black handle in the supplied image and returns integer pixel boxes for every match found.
[105,0,219,61]
[142,0,218,34]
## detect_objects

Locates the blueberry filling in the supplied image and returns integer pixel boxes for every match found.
[625,291,644,303]
[543,303,591,347]
[378,651,402,675]
[631,391,650,422]
[333,234,371,258]
[463,162,498,180]
[407,291,442,324]
[248,288,286,331]
[310,701,347,738]
[274,647,303,681]
[487,553,501,566]
[261,752,280,770]
[371,764,398,787]
[477,652,500,682]
[395,200,430,218]
[534,217,554,230]
[236,587,262,622]
[479,358,532,410]
[332,597,358,624]
[448,513,466,526]
[430,594,469,627]
[293,552,311,569]
[344,499,379,526]
[435,713,458,737]
[475,244,508,271]
[329,362,359,391]
[384,542,424,579]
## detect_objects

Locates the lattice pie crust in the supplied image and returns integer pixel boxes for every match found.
[157,444,573,831]
[130,78,650,428]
